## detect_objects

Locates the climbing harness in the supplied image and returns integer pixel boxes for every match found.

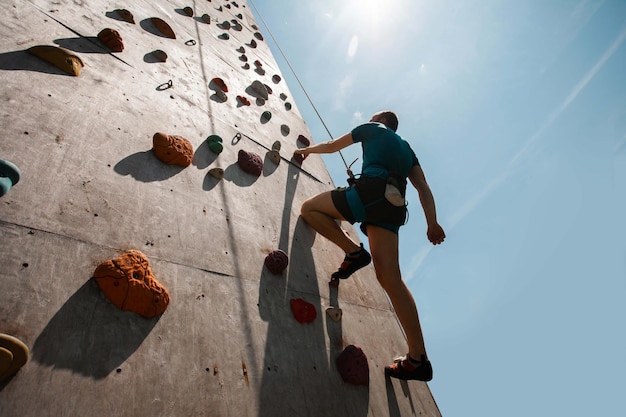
[249,0,357,185]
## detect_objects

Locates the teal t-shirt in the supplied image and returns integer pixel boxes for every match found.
[351,122,419,179]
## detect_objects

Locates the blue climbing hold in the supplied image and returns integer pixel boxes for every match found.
[0,159,21,197]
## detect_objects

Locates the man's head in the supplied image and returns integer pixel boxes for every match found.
[370,111,399,132]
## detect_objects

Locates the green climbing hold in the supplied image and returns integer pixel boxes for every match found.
[261,111,271,122]
[206,135,223,154]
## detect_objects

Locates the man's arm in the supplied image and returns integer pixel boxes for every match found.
[408,165,446,245]
[293,132,354,157]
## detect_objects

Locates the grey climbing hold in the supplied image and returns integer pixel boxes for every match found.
[152,49,168,62]
[326,307,342,322]
[208,168,224,180]
[281,125,290,135]
[268,141,281,165]
[0,159,21,197]
[218,33,230,40]
[251,80,268,100]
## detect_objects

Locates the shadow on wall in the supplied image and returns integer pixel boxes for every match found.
[114,150,185,182]
[256,162,369,416]
[0,50,68,75]
[32,280,160,379]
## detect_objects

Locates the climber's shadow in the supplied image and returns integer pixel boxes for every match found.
[32,280,160,379]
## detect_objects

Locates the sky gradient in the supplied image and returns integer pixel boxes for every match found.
[250,1,625,415]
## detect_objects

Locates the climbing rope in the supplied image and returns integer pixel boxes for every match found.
[248,1,357,183]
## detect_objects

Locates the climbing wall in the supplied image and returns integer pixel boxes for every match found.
[0,1,441,416]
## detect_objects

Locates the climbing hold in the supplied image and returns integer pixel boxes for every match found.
[264,84,273,95]
[268,140,281,165]
[206,135,223,154]
[249,39,257,48]
[0,159,21,197]
[151,17,176,39]
[239,54,248,62]
[114,9,135,24]
[208,167,224,180]
[251,80,268,100]
[235,13,243,19]
[336,345,369,386]
[326,307,342,322]
[242,63,250,70]
[272,74,281,83]
[251,24,258,30]
[254,59,262,67]
[285,102,292,111]
[211,77,228,92]
[237,149,263,177]
[201,14,211,24]
[236,46,245,53]
[218,33,230,40]
[237,95,251,106]
[281,125,290,136]
[93,250,170,319]
[152,49,168,62]
[224,3,231,8]
[293,152,305,165]
[183,6,194,17]
[264,249,288,275]
[254,32,264,41]
[279,93,288,100]
[27,45,84,76]
[220,20,231,30]
[152,132,194,167]
[261,111,272,122]
[0,334,29,383]
[98,28,124,52]
[290,298,317,323]
[185,39,197,46]
[297,134,311,147]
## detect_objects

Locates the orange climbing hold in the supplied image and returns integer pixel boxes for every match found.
[93,250,170,319]
[152,132,194,167]
[290,298,317,323]
[27,45,84,76]
[98,28,124,52]
[151,17,176,39]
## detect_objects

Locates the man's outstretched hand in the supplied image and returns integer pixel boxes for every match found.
[427,223,446,245]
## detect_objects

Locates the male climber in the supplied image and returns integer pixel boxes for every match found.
[294,111,445,381]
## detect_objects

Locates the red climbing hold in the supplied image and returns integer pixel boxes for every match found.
[237,95,251,106]
[212,77,228,92]
[237,149,263,177]
[151,17,176,39]
[336,345,370,386]
[290,298,317,323]
[265,249,288,275]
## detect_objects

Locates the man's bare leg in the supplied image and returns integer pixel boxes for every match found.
[300,191,361,254]
[366,224,427,359]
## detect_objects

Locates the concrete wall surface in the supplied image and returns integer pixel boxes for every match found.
[0,1,442,416]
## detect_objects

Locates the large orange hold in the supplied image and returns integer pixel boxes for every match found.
[152,132,194,167]
[93,250,170,318]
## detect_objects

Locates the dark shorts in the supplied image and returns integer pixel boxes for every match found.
[331,176,407,235]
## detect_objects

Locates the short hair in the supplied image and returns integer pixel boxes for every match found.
[375,111,399,132]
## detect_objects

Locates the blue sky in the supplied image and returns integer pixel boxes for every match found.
[250,1,625,415]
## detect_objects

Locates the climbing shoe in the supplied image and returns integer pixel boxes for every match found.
[384,354,433,381]
[331,244,371,280]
